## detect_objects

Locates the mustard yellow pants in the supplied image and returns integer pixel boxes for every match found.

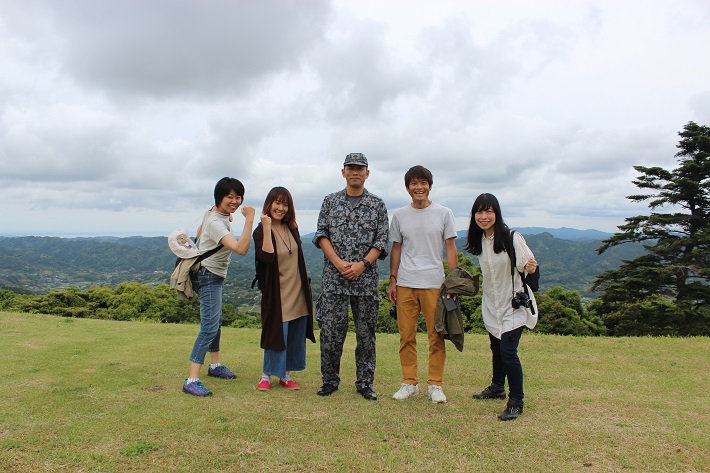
[396,286,446,386]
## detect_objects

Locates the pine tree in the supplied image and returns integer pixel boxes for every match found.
[591,121,710,335]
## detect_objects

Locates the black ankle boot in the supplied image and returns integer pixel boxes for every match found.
[498,399,524,421]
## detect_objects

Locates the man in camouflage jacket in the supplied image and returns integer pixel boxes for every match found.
[313,153,389,400]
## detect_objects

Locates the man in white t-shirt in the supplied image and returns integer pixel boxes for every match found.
[387,165,458,403]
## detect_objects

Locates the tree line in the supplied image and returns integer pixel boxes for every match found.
[0,251,606,336]
[1,122,708,336]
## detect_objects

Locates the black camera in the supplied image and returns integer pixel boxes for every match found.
[512,291,532,310]
[389,304,397,320]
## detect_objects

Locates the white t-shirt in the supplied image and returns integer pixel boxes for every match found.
[389,201,458,289]
[198,210,232,278]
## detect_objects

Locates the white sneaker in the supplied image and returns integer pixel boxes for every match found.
[428,384,447,403]
[392,383,419,400]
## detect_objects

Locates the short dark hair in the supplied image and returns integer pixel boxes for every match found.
[404,165,433,188]
[213,177,245,206]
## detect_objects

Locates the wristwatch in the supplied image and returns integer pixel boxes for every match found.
[362,259,372,270]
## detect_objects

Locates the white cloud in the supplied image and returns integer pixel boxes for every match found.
[0,103,124,180]
[29,0,331,100]
[0,0,709,236]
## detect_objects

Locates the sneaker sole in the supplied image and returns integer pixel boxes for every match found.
[473,394,506,400]
[498,414,521,421]
[392,391,419,400]
[208,373,237,379]
[182,388,212,397]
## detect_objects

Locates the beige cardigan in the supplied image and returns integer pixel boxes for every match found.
[169,257,201,300]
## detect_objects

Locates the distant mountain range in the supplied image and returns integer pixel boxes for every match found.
[510,227,613,241]
[303,227,614,242]
[1,226,614,242]
[0,228,642,301]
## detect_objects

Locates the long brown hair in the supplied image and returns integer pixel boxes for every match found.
[262,187,298,231]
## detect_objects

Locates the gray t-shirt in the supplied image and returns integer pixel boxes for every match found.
[389,201,457,289]
[198,210,232,278]
[345,194,363,208]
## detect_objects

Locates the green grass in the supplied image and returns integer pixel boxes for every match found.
[1,312,708,472]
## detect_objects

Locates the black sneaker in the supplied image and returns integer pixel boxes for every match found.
[498,399,524,421]
[473,384,506,400]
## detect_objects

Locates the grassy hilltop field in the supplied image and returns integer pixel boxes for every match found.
[1,312,708,472]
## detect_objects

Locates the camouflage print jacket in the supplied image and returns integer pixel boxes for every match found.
[313,188,389,297]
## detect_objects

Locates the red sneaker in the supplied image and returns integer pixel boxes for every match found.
[257,379,271,391]
[279,379,300,390]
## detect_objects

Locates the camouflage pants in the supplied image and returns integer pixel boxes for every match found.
[316,292,379,391]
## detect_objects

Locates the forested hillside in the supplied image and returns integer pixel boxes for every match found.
[515,233,646,295]
[0,236,169,291]
[0,232,644,302]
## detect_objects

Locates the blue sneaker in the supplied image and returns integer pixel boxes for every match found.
[208,365,237,379]
[182,379,212,397]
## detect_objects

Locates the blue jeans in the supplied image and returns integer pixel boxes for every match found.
[189,268,225,364]
[263,316,308,379]
[489,326,525,401]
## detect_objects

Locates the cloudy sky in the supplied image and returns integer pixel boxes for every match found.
[1,0,709,237]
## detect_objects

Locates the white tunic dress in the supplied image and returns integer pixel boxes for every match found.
[478,231,538,339]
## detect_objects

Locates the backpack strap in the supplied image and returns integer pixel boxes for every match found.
[508,230,523,290]
[508,230,517,280]
[510,229,540,292]
[173,242,223,269]
[194,243,223,264]
[508,230,535,314]
[194,211,225,263]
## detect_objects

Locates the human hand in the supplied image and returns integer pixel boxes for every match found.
[335,260,353,277]
[260,214,271,228]
[387,284,397,304]
[241,206,256,220]
[342,261,365,280]
[525,257,538,274]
